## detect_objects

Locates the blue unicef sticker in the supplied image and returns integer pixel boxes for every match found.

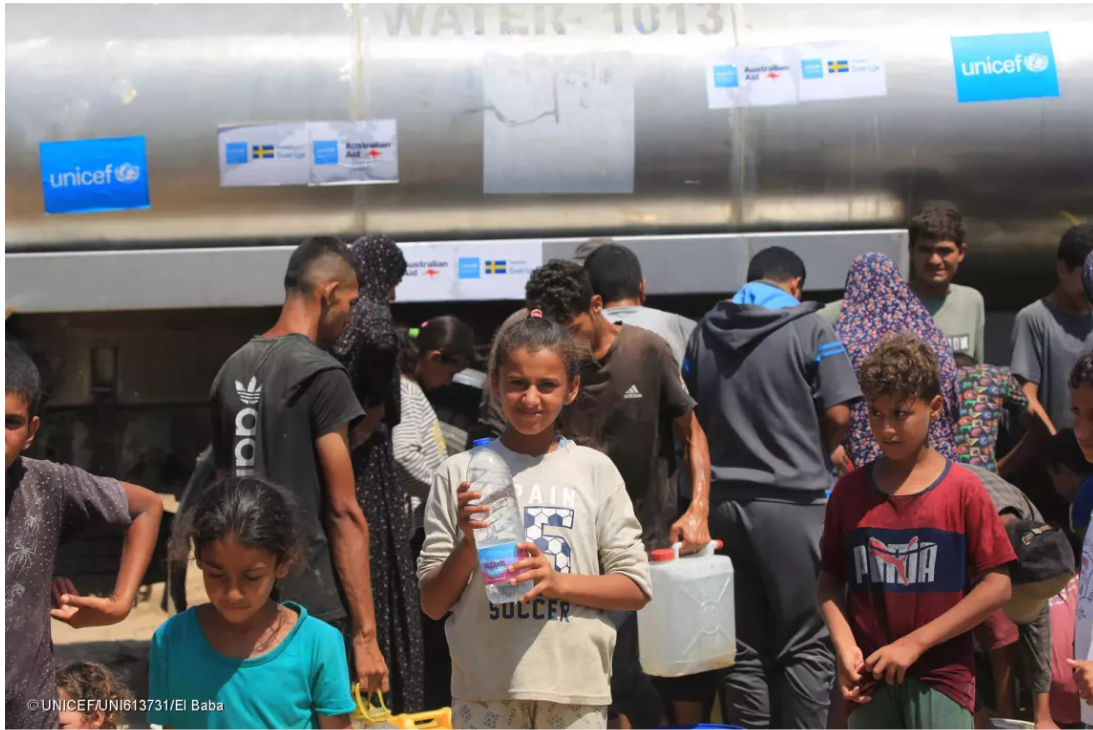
[458,257,481,279]
[313,140,338,166]
[39,136,150,215]
[225,142,248,165]
[713,65,738,89]
[950,32,1059,103]
[800,58,824,80]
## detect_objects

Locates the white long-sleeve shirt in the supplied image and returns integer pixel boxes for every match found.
[392,376,447,532]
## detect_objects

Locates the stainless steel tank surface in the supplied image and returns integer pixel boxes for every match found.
[5,5,1093,293]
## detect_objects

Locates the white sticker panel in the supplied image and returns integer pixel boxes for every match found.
[483,51,635,194]
[396,240,543,302]
[309,120,399,185]
[795,41,887,102]
[706,46,798,109]
[218,123,311,187]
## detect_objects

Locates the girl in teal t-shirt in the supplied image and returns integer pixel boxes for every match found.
[149,477,356,729]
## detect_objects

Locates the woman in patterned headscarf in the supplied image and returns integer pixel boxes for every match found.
[332,234,423,714]
[835,252,960,467]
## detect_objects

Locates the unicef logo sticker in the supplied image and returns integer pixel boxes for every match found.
[115,163,141,183]
[1024,53,1050,73]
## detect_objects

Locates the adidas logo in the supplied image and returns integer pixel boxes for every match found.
[623,385,642,400]
[236,376,262,405]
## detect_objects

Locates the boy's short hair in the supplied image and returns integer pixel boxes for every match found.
[283,236,354,294]
[525,259,595,325]
[909,205,966,248]
[859,332,942,403]
[1058,224,1093,271]
[1047,429,1093,475]
[5,342,42,418]
[1069,351,1093,390]
[746,246,806,286]
[584,244,643,304]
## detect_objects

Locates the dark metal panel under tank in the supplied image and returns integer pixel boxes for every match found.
[5,4,1093,305]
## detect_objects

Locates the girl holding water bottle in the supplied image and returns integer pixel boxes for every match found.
[417,311,652,730]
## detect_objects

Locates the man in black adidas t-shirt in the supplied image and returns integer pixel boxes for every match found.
[210,236,388,693]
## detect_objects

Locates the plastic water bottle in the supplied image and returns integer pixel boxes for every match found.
[466,438,533,604]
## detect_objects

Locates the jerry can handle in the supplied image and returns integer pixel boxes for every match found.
[671,540,724,559]
[407,709,453,728]
[352,682,391,722]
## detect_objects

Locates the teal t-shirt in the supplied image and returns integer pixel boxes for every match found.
[148,602,355,729]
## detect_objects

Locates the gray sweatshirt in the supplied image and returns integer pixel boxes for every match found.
[417,439,652,706]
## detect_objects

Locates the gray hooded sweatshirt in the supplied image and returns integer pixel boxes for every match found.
[683,297,862,501]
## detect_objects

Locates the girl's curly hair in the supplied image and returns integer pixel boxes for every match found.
[56,661,132,729]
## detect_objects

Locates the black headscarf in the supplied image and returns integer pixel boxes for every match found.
[333,235,408,424]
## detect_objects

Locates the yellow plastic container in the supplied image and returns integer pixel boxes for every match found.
[350,685,452,730]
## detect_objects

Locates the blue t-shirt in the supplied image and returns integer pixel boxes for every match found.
[148,602,355,729]
[1071,475,1093,532]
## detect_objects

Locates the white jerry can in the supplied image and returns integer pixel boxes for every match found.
[638,540,736,677]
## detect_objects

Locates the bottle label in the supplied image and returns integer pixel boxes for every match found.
[477,542,528,586]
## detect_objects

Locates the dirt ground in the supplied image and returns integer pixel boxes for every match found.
[53,497,207,729]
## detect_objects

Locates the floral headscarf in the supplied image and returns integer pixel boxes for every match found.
[835,252,959,466]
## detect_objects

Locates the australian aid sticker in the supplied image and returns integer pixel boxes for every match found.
[308,120,398,185]
[705,46,798,109]
[477,542,529,586]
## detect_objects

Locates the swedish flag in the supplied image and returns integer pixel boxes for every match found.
[252,144,275,160]
[485,260,507,274]
[827,60,849,74]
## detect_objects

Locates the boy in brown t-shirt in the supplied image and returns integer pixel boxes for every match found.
[525,259,712,729]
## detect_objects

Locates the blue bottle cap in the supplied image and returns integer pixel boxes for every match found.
[472,438,491,448]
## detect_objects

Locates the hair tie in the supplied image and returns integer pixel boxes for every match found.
[408,327,421,339]
[529,309,543,319]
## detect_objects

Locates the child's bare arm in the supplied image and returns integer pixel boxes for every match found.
[114,482,164,603]
[818,570,870,704]
[818,571,857,656]
[420,482,487,620]
[1067,658,1093,706]
[420,539,479,620]
[511,542,648,611]
[867,567,1011,684]
[318,713,352,729]
[53,481,163,628]
[551,571,648,611]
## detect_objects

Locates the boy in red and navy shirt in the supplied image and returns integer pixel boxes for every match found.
[818,333,1015,729]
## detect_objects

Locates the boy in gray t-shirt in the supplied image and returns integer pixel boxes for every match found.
[1011,225,1093,431]
[821,206,985,362]
[584,243,697,368]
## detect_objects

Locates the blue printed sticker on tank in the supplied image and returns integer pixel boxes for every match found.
[39,136,150,215]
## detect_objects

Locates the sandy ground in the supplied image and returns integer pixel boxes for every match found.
[53,496,208,729]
